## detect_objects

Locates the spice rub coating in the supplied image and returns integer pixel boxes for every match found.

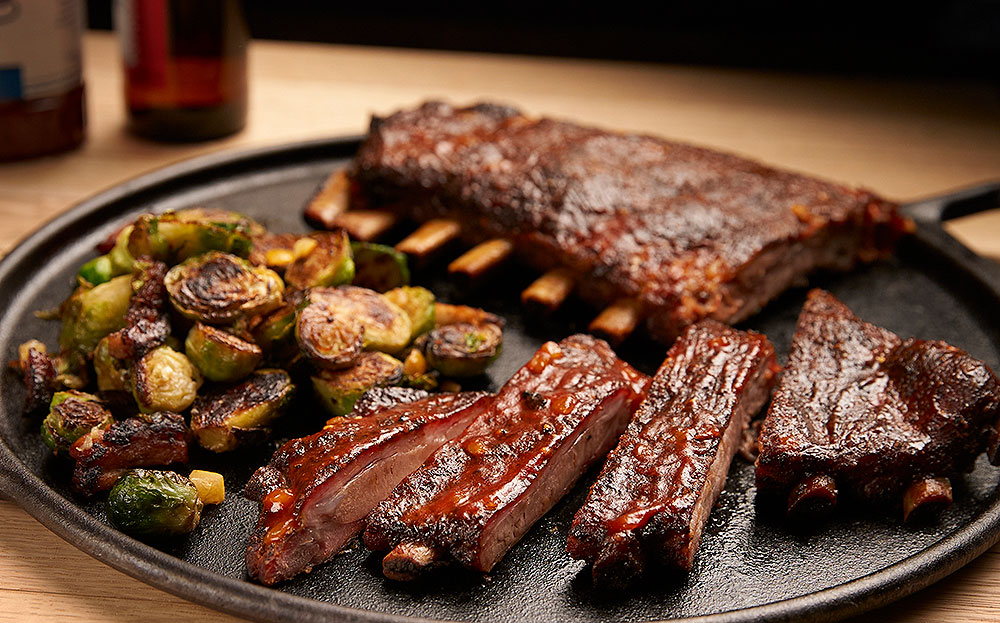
[568,320,778,585]
[352,101,912,342]
[245,389,490,585]
[364,334,648,579]
[756,290,1000,513]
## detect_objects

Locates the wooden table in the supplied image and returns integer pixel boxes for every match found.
[1,31,999,623]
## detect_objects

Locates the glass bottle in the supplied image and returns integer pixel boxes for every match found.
[115,0,248,142]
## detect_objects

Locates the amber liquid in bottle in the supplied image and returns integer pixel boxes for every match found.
[118,0,248,142]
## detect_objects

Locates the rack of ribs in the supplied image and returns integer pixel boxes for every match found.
[363,334,648,580]
[244,388,491,585]
[567,320,778,586]
[756,289,1000,520]
[347,101,912,344]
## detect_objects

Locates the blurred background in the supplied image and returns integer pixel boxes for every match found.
[85,1,1000,80]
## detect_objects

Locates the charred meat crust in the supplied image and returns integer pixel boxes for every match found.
[364,334,648,577]
[567,320,778,585]
[107,259,171,360]
[244,391,490,585]
[352,101,912,343]
[755,289,1000,511]
[69,411,189,495]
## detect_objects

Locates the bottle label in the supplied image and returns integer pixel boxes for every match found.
[0,0,83,101]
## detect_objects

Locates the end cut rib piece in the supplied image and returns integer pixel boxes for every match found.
[244,388,490,585]
[567,320,778,585]
[351,101,913,342]
[364,334,648,580]
[756,289,1000,519]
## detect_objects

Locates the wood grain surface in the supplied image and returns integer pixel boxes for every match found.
[1,31,998,623]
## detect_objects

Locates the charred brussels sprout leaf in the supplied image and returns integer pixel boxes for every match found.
[94,335,130,391]
[384,286,435,340]
[283,230,354,290]
[309,286,412,354]
[131,346,203,413]
[165,251,284,324]
[106,469,203,538]
[423,322,503,377]
[127,208,261,263]
[350,242,409,292]
[41,390,114,455]
[16,339,57,414]
[295,296,363,369]
[190,369,294,452]
[252,302,298,364]
[58,275,132,356]
[185,323,262,382]
[311,352,404,416]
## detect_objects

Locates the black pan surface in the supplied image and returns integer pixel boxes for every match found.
[1,138,999,623]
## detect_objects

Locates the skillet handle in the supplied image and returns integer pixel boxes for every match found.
[902,181,1000,226]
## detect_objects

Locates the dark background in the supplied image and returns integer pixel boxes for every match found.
[87,1,999,81]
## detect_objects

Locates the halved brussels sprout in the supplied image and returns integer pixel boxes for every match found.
[58,274,133,356]
[423,322,503,377]
[185,323,262,382]
[106,469,203,538]
[93,335,129,391]
[251,302,299,365]
[78,225,136,286]
[190,369,294,452]
[165,251,284,324]
[284,230,354,290]
[311,352,404,417]
[350,242,409,292]
[295,296,363,369]
[384,286,435,340]
[309,286,412,354]
[127,208,261,263]
[131,345,203,413]
[41,390,114,455]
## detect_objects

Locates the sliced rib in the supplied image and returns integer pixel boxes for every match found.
[364,334,648,580]
[244,389,490,585]
[568,320,778,586]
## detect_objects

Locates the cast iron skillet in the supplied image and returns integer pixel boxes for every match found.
[1,138,999,623]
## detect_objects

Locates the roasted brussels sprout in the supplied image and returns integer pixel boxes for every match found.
[309,286,412,354]
[311,352,404,416]
[295,296,363,369]
[106,469,203,538]
[188,470,225,504]
[131,346,203,413]
[58,274,132,356]
[185,323,262,382]
[350,242,409,292]
[251,301,298,364]
[284,230,354,290]
[189,369,294,452]
[127,208,261,263]
[384,286,435,340]
[165,251,284,324]
[423,321,503,377]
[78,226,135,286]
[93,336,130,391]
[41,390,114,455]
